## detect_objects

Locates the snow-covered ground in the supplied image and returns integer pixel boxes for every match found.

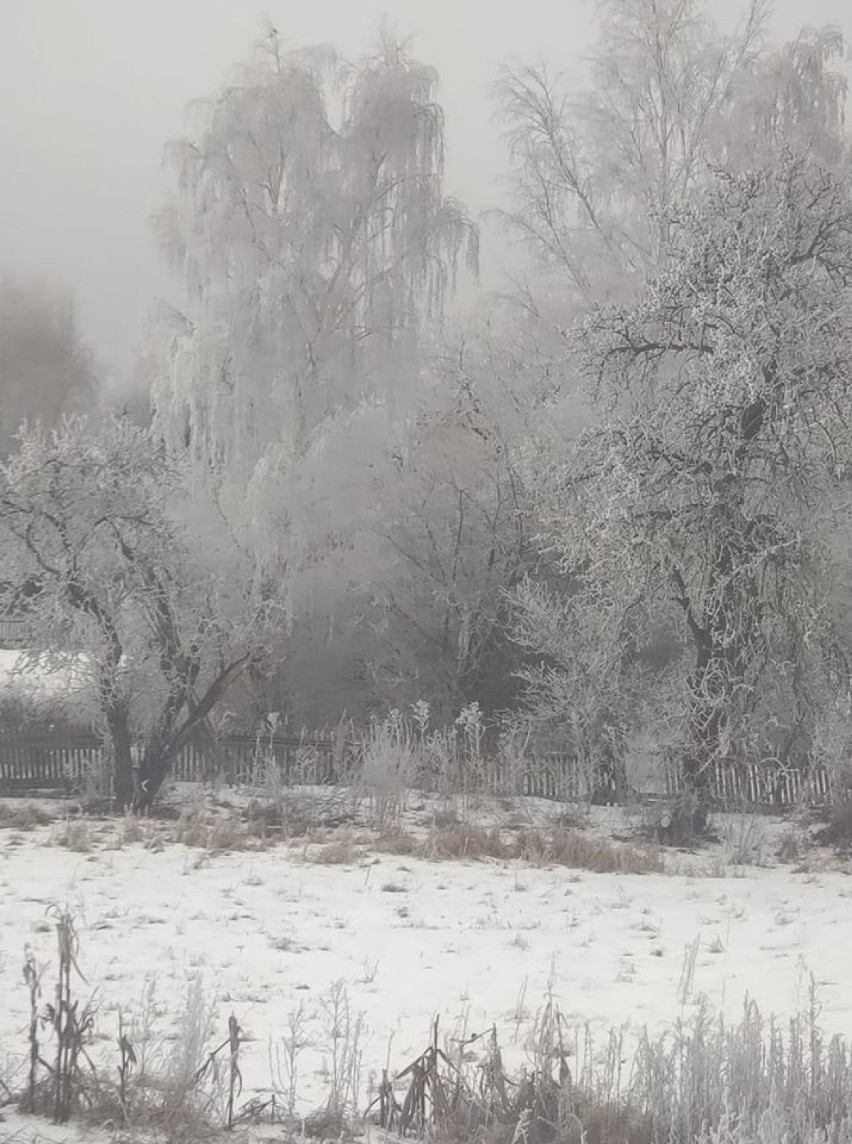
[0,792,850,1142]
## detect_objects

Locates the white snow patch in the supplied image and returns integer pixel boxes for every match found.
[0,798,848,1137]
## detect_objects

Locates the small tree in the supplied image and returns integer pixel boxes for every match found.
[509,578,648,803]
[359,328,540,715]
[0,417,274,808]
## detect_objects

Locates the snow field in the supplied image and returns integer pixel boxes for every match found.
[1,806,851,1125]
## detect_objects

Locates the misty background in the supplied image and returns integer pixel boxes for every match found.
[4,0,852,805]
[2,0,849,379]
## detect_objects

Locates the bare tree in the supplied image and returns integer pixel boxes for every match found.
[494,1,848,303]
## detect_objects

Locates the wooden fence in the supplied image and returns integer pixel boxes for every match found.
[0,733,352,793]
[662,757,834,808]
[0,730,839,807]
[0,734,104,792]
[0,618,25,648]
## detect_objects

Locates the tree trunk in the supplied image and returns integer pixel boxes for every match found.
[590,734,629,805]
[683,659,726,804]
[131,651,254,812]
[133,741,178,811]
[106,708,134,809]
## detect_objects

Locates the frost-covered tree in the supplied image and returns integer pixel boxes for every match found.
[499,6,851,797]
[0,417,275,808]
[152,27,477,506]
[718,24,849,171]
[363,336,538,715]
[535,157,852,795]
[147,27,479,724]
[0,276,97,457]
[496,2,847,304]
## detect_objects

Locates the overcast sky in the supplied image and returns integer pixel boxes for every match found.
[1,0,850,375]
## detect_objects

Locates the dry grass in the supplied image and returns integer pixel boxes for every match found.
[172,811,262,853]
[291,821,664,874]
[371,823,663,874]
[49,815,94,852]
[375,987,852,1144]
[373,826,419,855]
[296,822,665,873]
[514,828,664,874]
[116,812,147,846]
[309,831,363,865]
[243,786,356,838]
[12,796,665,876]
[0,801,54,830]
[10,887,852,1144]
[422,822,509,860]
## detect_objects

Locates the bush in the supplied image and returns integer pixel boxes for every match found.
[650,792,710,847]
[814,796,852,850]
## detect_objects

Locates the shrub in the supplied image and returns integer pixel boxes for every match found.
[814,796,852,850]
[356,717,415,827]
[648,792,711,847]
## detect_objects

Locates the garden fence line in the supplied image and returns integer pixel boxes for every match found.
[0,730,840,807]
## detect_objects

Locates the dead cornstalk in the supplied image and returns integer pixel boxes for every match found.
[45,905,95,1123]
[117,1010,136,1120]
[21,946,44,1114]
[227,1013,243,1130]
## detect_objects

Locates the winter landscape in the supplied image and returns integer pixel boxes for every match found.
[3,788,852,1144]
[4,0,852,1141]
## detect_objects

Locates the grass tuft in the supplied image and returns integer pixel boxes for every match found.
[310,832,362,865]
[515,827,664,874]
[50,815,94,852]
[172,811,261,852]
[0,802,54,831]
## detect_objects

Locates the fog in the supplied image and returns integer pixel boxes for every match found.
[1,0,850,372]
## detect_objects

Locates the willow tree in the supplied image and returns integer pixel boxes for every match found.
[152,27,477,507]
